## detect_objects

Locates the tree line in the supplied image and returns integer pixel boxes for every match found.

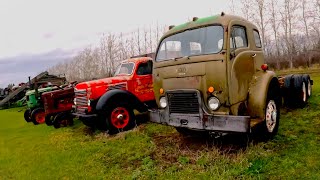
[48,25,167,82]
[49,0,320,82]
[231,0,320,69]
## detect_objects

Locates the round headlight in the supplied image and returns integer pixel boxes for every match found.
[159,97,167,108]
[208,97,220,110]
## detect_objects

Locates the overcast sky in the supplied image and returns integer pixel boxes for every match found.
[0,0,230,88]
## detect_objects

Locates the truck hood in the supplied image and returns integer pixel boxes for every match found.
[75,76,131,90]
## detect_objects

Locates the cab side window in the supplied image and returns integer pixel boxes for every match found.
[136,61,153,75]
[230,26,248,49]
[253,30,262,48]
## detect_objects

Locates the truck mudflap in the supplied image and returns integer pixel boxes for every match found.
[149,109,251,133]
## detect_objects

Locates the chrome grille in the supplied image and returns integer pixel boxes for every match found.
[74,89,88,111]
[167,91,200,114]
[74,89,87,96]
[107,83,127,91]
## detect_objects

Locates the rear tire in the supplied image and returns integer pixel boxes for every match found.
[24,109,31,122]
[31,108,46,125]
[293,75,307,107]
[53,112,73,129]
[302,74,311,99]
[99,103,135,135]
[45,115,54,126]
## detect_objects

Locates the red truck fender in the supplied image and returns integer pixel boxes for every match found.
[95,89,148,113]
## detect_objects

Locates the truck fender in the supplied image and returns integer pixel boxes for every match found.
[247,71,279,120]
[95,89,148,113]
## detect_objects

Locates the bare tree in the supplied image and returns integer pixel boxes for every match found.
[241,0,253,20]
[253,0,267,52]
[268,0,281,68]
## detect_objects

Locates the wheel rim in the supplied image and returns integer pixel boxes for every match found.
[266,100,277,133]
[110,107,130,129]
[302,82,307,102]
[35,111,46,124]
[308,80,311,97]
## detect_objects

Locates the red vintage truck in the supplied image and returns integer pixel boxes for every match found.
[72,56,155,134]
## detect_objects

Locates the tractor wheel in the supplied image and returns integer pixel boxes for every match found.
[31,108,46,125]
[99,103,135,135]
[45,115,54,126]
[24,109,32,122]
[53,112,73,129]
[262,80,281,139]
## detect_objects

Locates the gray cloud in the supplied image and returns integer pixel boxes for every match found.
[0,49,76,88]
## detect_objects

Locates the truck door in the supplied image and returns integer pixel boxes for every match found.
[134,61,155,102]
[227,22,256,107]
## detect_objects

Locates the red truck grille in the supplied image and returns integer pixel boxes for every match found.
[74,89,88,114]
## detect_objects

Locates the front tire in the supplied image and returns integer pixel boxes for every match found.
[262,81,281,139]
[24,109,31,122]
[99,103,135,135]
[31,108,46,125]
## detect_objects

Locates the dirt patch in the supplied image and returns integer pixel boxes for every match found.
[151,132,250,166]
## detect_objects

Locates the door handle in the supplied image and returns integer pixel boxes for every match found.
[252,54,257,58]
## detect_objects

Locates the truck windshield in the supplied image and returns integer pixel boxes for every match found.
[114,62,135,76]
[156,25,224,61]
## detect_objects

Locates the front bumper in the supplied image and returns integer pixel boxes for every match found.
[149,109,250,133]
[72,105,97,127]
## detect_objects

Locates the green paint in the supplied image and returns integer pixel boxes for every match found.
[171,15,219,31]
[25,87,53,96]
[195,15,219,24]
[26,87,54,109]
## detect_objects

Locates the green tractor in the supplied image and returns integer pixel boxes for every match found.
[24,87,57,125]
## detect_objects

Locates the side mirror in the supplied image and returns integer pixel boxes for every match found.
[230,50,236,59]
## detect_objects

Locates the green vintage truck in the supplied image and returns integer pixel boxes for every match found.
[150,13,312,138]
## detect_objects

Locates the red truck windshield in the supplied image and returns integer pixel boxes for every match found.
[114,62,135,76]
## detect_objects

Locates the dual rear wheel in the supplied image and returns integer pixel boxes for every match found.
[283,74,312,108]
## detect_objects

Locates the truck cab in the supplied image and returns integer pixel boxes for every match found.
[150,13,281,137]
[73,57,155,134]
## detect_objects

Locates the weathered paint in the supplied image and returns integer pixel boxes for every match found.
[247,71,277,119]
[26,87,55,109]
[74,57,155,113]
[42,87,75,116]
[153,14,273,120]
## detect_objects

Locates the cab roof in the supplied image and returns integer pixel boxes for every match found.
[122,57,152,64]
[161,14,257,40]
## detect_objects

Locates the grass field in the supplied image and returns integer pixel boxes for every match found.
[1,73,320,179]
